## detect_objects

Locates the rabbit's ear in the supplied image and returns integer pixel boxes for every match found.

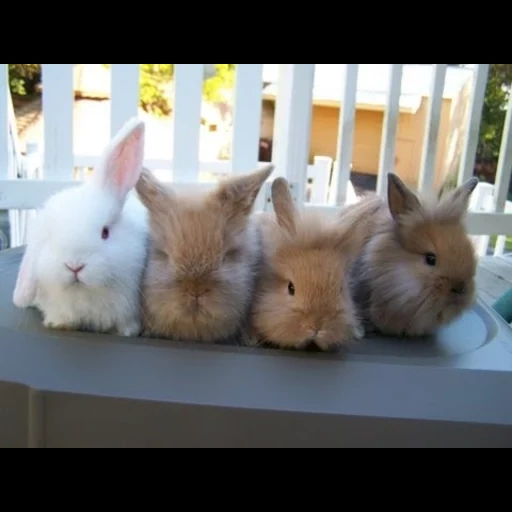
[13,245,37,308]
[387,172,421,221]
[271,176,297,236]
[94,117,146,204]
[332,201,377,264]
[438,176,479,221]
[136,167,178,216]
[214,164,274,225]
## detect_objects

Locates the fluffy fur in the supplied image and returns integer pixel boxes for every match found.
[136,164,274,343]
[248,177,371,352]
[350,172,479,338]
[12,117,149,336]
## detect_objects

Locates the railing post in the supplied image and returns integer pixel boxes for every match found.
[494,200,512,256]
[418,64,447,193]
[25,142,41,180]
[271,64,315,206]
[329,159,358,206]
[41,64,74,180]
[469,181,494,257]
[492,92,512,256]
[10,141,40,248]
[0,64,8,181]
[333,63,358,205]
[5,83,32,249]
[1,65,10,251]
[307,156,332,204]
[231,64,263,175]
[110,64,140,138]
[376,64,403,197]
[171,64,203,182]
[457,64,489,186]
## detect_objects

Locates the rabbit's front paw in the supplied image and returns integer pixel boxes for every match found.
[240,326,262,347]
[352,322,365,340]
[116,320,141,337]
[44,316,77,331]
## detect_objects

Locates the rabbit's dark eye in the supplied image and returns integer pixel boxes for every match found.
[288,281,295,296]
[425,252,436,266]
[101,227,110,240]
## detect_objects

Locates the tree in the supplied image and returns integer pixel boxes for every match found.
[8,64,235,117]
[478,64,512,161]
[8,64,41,95]
[202,64,235,102]
[438,64,512,195]
[138,64,174,116]
[103,64,235,116]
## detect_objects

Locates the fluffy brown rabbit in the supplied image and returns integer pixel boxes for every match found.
[247,177,371,352]
[350,172,479,338]
[135,164,274,343]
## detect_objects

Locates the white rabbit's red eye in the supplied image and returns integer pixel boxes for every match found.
[101,227,110,240]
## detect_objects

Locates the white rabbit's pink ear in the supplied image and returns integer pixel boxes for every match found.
[95,117,146,203]
[13,246,37,308]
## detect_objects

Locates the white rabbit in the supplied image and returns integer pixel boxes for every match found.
[13,117,149,337]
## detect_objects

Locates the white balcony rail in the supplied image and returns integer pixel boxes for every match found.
[1,83,29,249]
[1,64,511,255]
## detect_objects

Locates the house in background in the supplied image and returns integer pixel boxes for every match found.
[13,65,475,192]
[260,64,474,190]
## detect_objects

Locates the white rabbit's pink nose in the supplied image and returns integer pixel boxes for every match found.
[65,263,85,275]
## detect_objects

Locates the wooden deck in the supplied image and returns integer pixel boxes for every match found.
[477,254,512,307]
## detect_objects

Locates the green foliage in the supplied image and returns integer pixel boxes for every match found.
[203,64,235,102]
[139,64,174,116]
[440,64,512,194]
[103,64,235,116]
[478,64,512,160]
[8,64,41,95]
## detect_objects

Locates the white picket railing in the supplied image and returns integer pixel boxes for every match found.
[1,83,28,249]
[1,64,512,255]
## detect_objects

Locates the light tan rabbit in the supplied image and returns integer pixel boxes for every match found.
[247,177,372,352]
[135,164,274,344]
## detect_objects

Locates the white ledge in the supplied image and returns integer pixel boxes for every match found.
[1,247,512,448]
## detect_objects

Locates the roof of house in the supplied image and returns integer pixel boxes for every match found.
[261,64,475,113]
